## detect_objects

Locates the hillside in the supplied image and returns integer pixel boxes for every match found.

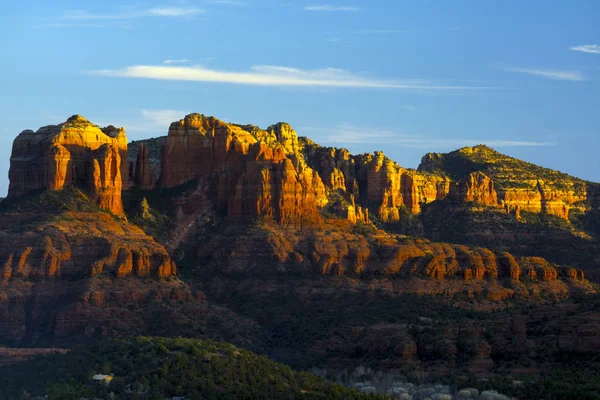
[0,337,382,400]
[419,145,592,219]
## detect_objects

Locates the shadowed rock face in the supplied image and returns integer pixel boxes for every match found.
[8,115,128,215]
[133,142,155,190]
[194,220,585,284]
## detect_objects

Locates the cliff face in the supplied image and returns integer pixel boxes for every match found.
[301,144,453,222]
[8,115,128,215]
[160,114,327,225]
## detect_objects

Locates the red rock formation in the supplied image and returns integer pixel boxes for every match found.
[451,172,498,205]
[8,115,128,215]
[89,144,124,215]
[302,145,453,222]
[160,114,327,225]
[300,141,357,194]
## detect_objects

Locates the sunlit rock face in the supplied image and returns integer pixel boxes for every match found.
[8,115,128,215]
[160,114,327,225]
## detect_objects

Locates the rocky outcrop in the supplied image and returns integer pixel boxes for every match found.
[451,172,498,205]
[160,114,327,225]
[300,141,358,195]
[302,146,452,222]
[8,115,128,214]
[90,144,124,215]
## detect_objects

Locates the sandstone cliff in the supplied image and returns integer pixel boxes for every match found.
[159,114,327,225]
[8,115,128,215]
[301,142,453,222]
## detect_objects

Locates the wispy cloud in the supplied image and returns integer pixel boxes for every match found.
[300,124,556,148]
[139,109,186,130]
[570,44,600,55]
[305,5,359,12]
[90,64,498,91]
[208,0,248,5]
[325,37,342,43]
[164,59,191,65]
[41,22,115,28]
[400,105,417,112]
[498,66,585,81]
[96,109,187,137]
[354,29,408,34]
[62,7,205,21]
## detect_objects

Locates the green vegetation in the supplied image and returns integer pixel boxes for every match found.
[0,186,104,215]
[122,180,200,241]
[379,205,424,236]
[205,278,495,369]
[0,337,383,400]
[0,187,113,233]
[447,365,600,400]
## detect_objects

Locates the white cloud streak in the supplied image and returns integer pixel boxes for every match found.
[498,66,585,81]
[97,109,187,137]
[90,64,498,91]
[208,0,248,5]
[62,7,205,21]
[140,109,187,129]
[304,5,359,12]
[570,44,600,54]
[164,59,191,65]
[301,124,556,148]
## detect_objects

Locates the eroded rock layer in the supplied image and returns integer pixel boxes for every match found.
[0,212,175,282]
[195,220,585,285]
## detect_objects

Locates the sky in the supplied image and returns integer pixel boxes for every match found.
[1,0,599,195]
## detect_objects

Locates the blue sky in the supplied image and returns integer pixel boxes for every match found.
[1,0,599,195]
